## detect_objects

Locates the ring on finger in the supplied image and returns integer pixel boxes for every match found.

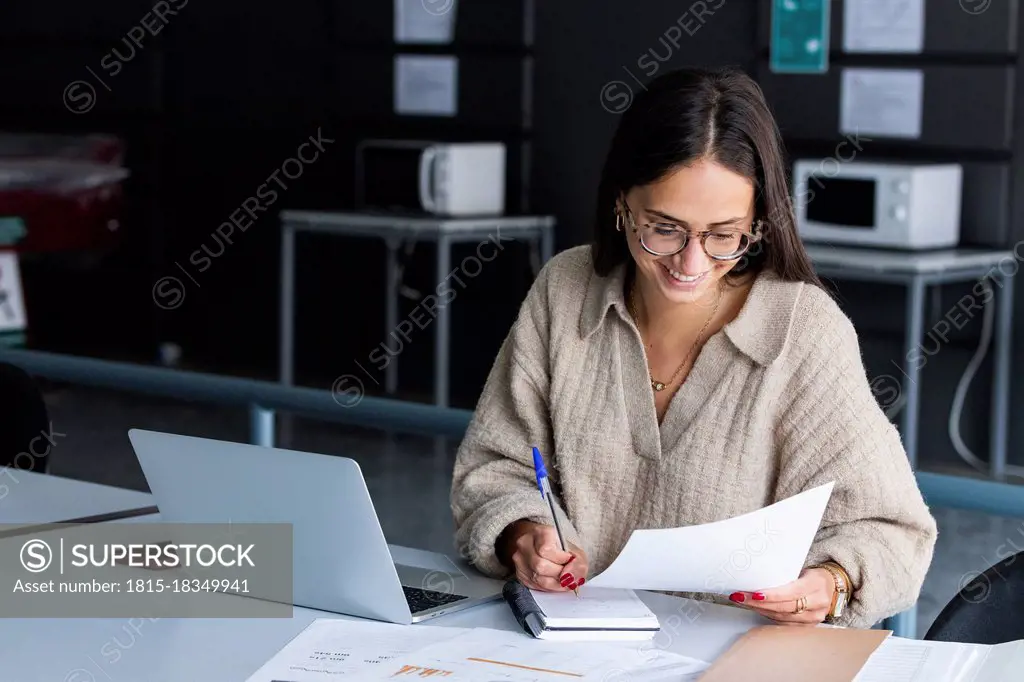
[793,595,807,614]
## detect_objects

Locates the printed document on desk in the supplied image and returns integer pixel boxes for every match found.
[243,618,468,681]
[587,482,834,592]
[854,637,1024,682]
[387,627,709,681]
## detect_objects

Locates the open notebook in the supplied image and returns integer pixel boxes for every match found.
[502,580,661,641]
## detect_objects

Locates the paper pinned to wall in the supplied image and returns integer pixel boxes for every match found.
[394,55,459,117]
[840,68,923,139]
[843,0,925,53]
[394,0,457,44]
[0,252,28,334]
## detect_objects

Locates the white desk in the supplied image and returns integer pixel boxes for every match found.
[1,583,765,681]
[0,470,156,532]
[278,210,556,408]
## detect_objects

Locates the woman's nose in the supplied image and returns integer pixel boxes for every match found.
[670,237,710,274]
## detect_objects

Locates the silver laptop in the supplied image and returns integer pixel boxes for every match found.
[126,429,503,624]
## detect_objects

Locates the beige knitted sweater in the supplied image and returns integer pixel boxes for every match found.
[451,245,937,628]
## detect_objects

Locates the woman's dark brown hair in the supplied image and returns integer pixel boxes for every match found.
[592,66,822,289]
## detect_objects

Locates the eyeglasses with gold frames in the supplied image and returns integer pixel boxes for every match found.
[617,201,763,261]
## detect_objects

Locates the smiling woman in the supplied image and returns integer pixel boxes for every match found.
[450,66,937,630]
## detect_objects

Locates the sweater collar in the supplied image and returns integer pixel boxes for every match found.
[579,262,799,366]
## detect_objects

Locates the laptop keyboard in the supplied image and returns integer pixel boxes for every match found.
[403,585,469,614]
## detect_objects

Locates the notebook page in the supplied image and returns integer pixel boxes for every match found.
[529,586,658,628]
[852,637,985,682]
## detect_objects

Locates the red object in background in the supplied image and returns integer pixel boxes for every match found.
[0,134,130,253]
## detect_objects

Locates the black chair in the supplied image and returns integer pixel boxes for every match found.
[0,361,50,473]
[925,549,1024,644]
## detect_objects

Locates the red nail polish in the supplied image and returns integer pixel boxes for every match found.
[729,592,745,603]
[560,574,574,585]
[753,592,765,601]
[577,578,586,586]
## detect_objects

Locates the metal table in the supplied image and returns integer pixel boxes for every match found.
[806,245,1016,478]
[806,245,1017,640]
[279,211,556,407]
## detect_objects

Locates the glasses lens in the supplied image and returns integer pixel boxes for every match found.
[641,226,687,254]
[705,231,749,259]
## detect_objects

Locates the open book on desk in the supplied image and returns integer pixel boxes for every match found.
[503,581,660,641]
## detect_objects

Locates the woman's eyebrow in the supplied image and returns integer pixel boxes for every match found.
[644,208,747,227]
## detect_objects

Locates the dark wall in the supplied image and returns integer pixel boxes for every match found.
[1,0,540,408]
[533,0,757,249]
[3,1,1023,468]
[532,1,1024,471]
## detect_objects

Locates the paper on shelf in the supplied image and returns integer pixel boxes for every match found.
[843,0,924,53]
[840,68,924,139]
[394,55,458,117]
[0,253,27,333]
[586,482,834,593]
[394,0,457,44]
[243,618,468,681]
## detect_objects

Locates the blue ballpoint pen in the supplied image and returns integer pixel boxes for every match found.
[532,446,579,598]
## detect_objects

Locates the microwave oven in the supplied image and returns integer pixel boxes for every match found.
[355,140,506,216]
[792,161,963,249]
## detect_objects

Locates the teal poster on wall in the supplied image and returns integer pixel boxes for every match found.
[770,0,830,74]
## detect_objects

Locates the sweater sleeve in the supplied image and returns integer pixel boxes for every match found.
[450,272,582,579]
[773,289,938,629]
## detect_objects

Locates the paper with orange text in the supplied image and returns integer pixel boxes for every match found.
[245,618,708,681]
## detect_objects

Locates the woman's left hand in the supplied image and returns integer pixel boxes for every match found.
[729,568,836,625]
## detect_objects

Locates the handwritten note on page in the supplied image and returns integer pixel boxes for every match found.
[587,482,834,593]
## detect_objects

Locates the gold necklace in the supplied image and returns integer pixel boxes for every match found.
[629,283,722,392]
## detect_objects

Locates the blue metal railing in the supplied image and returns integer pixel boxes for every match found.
[0,348,472,443]
[2,346,1023,639]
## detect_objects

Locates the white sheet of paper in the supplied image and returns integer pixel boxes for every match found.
[587,482,834,593]
[852,637,986,682]
[243,618,468,681]
[840,68,923,139]
[387,627,708,681]
[0,252,27,333]
[979,640,1024,681]
[394,55,458,116]
[394,0,457,44]
[843,0,924,53]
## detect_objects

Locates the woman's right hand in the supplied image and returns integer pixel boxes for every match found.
[501,520,589,592]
